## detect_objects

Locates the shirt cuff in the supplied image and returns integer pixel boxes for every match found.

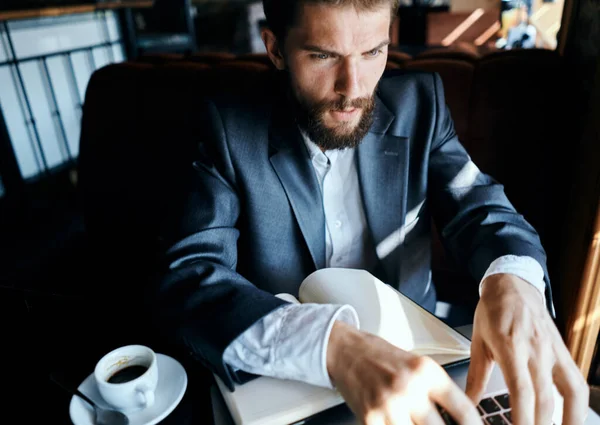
[479,255,546,303]
[223,303,359,389]
[321,305,359,388]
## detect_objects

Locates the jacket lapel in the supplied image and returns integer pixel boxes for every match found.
[268,101,326,270]
[267,91,409,275]
[357,96,409,283]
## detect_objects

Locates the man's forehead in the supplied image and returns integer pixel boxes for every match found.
[289,3,391,49]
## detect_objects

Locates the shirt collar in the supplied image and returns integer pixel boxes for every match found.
[299,127,354,164]
[299,128,323,160]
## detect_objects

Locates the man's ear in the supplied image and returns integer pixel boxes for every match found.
[261,28,285,70]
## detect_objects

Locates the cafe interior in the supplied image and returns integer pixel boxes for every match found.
[0,0,599,423]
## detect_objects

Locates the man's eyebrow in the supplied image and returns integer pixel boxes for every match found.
[302,45,340,55]
[363,40,391,54]
[302,40,391,56]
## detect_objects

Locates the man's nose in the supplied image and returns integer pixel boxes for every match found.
[334,58,361,101]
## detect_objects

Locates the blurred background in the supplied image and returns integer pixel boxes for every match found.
[0,0,572,190]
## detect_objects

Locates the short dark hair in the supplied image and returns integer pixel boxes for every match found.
[262,0,400,41]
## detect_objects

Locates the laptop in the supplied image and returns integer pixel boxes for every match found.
[211,331,600,425]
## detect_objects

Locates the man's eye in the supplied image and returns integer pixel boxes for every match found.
[367,49,381,57]
[313,53,330,60]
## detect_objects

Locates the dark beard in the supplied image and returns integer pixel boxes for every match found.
[290,88,376,151]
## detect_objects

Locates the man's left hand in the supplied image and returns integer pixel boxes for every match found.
[465,273,589,425]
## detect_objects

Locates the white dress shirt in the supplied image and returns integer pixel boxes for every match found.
[223,132,546,389]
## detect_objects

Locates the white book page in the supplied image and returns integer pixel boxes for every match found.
[217,268,471,425]
[299,268,471,358]
[215,374,344,425]
[299,268,415,351]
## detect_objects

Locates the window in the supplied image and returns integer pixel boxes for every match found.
[0,11,125,180]
[499,0,565,50]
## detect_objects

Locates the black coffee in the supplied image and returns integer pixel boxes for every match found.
[107,365,148,384]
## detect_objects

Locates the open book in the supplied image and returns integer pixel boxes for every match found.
[215,268,472,425]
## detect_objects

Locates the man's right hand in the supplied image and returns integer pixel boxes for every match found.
[327,321,483,425]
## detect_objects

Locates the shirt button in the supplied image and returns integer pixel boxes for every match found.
[334,220,342,228]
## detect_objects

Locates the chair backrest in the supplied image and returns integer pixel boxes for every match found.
[78,49,569,312]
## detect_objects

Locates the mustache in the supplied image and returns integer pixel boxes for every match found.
[313,96,374,114]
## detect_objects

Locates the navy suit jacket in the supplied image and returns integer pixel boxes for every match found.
[155,70,554,391]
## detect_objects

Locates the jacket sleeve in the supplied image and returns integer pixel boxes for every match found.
[427,73,555,317]
[152,98,288,390]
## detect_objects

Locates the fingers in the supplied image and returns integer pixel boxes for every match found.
[430,384,482,425]
[410,400,445,425]
[373,357,482,425]
[552,343,589,425]
[465,333,494,404]
[364,406,414,425]
[496,348,535,425]
[474,277,590,425]
[363,411,390,425]
[363,400,446,425]
[427,360,482,424]
[528,353,555,425]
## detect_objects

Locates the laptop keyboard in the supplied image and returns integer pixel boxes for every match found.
[439,392,511,424]
[440,391,555,425]
[477,393,511,424]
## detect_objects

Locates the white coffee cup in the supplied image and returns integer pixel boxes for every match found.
[94,344,159,413]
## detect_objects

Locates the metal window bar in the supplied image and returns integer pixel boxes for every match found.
[0,21,9,61]
[40,57,73,163]
[64,53,84,124]
[0,41,122,68]
[1,21,48,177]
[86,46,97,72]
[4,64,44,176]
[100,10,116,64]
[0,12,124,181]
[0,107,24,198]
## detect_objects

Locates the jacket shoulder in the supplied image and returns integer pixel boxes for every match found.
[377,69,439,105]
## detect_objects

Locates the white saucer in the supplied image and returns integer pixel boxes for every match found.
[69,353,188,425]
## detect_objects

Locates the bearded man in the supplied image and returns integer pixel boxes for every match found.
[154,1,588,423]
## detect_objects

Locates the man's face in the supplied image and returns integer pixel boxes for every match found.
[281,3,391,150]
